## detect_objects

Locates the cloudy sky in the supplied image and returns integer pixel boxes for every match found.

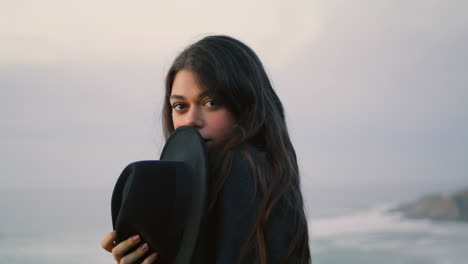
[1,0,467,230]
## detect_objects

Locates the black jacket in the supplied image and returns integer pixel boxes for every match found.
[193,146,299,263]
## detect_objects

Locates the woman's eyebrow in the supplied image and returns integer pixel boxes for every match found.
[198,90,214,99]
[169,95,185,100]
[170,91,213,101]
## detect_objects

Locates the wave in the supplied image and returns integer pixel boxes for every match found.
[309,204,468,263]
[309,203,468,238]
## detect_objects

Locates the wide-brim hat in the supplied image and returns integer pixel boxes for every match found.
[111,126,208,264]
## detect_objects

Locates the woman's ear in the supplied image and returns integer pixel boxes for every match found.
[232,124,246,139]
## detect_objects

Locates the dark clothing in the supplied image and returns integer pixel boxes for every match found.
[193,146,299,263]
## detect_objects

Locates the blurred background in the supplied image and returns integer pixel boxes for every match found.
[1,0,467,263]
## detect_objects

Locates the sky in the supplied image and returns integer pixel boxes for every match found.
[1,0,468,231]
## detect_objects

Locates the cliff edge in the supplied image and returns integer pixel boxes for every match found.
[389,187,468,222]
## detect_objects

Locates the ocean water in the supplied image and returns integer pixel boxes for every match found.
[1,188,468,263]
[310,205,468,264]
[0,231,109,264]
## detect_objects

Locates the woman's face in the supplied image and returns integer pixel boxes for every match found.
[170,70,236,149]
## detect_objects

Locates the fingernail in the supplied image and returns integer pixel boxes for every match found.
[133,235,140,242]
[141,243,148,251]
[150,252,158,260]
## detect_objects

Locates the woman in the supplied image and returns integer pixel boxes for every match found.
[102,35,311,263]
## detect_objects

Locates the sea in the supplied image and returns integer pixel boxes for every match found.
[1,186,467,264]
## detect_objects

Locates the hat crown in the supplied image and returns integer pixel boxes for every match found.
[111,126,208,263]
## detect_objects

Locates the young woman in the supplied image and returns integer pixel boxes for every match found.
[102,35,311,263]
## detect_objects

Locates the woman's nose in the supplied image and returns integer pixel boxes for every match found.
[184,107,203,128]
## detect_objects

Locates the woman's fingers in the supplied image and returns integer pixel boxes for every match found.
[103,232,158,264]
[101,231,116,253]
[141,252,159,264]
[119,243,154,264]
[111,234,141,261]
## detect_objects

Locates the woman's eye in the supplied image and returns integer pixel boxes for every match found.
[204,100,216,108]
[172,103,187,111]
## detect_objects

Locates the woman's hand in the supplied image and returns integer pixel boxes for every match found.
[101,231,159,264]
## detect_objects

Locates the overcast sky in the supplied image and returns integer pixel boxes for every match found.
[2,0,467,201]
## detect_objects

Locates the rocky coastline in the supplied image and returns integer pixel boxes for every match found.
[389,187,468,222]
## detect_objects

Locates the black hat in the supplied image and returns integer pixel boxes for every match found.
[111,126,208,264]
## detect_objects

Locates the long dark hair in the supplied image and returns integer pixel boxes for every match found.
[162,35,310,263]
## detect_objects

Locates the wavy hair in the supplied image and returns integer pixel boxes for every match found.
[162,35,310,264]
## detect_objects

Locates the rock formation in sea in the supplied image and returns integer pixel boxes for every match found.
[389,187,468,222]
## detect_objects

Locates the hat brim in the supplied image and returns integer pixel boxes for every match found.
[159,126,208,264]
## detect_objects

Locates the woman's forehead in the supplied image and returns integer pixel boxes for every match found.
[171,70,203,95]
[170,70,221,99]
